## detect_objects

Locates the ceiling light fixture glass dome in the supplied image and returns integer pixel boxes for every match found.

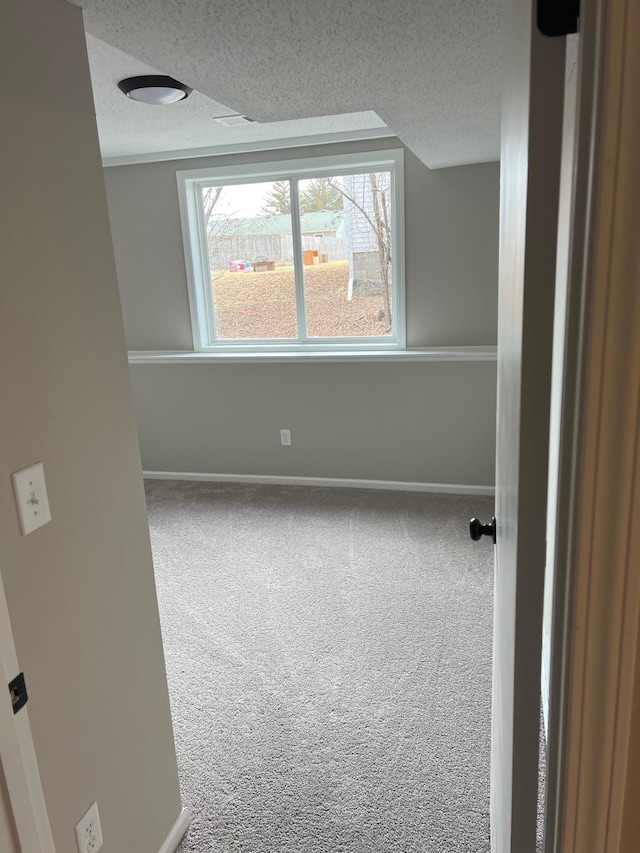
[117,75,192,105]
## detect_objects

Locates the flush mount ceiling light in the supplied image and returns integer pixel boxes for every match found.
[117,75,192,105]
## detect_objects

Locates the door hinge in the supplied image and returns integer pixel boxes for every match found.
[538,0,580,36]
[8,672,28,715]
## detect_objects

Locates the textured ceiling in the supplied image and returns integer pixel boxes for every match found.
[87,35,388,160]
[75,0,502,169]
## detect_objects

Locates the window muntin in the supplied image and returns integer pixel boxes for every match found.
[178,150,404,352]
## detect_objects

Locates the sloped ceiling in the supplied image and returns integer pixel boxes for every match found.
[74,0,502,169]
[87,35,389,160]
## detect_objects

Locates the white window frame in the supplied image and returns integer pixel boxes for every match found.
[176,149,405,353]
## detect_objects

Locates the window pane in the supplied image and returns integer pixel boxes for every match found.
[298,172,393,339]
[201,181,298,340]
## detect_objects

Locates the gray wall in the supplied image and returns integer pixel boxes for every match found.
[131,361,496,483]
[0,1,181,851]
[106,140,499,485]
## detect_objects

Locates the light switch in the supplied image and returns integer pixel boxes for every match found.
[12,463,51,536]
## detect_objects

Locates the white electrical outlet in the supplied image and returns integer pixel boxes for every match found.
[280,429,292,446]
[75,802,103,853]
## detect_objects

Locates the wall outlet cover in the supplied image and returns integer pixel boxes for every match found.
[280,429,292,446]
[75,801,103,853]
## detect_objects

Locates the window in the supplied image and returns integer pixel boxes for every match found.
[177,150,405,352]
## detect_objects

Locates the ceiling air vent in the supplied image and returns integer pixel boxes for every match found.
[213,115,256,128]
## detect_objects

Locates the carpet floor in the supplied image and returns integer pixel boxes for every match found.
[146,481,495,852]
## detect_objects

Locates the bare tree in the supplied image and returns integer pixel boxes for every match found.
[201,187,247,279]
[328,173,392,325]
[202,186,223,226]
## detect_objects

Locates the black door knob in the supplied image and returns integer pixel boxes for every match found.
[469,516,497,544]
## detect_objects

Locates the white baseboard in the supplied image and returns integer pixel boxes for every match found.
[142,471,495,496]
[158,808,190,853]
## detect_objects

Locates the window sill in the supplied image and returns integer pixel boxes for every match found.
[127,346,497,365]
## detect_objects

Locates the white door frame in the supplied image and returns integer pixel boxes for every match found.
[0,566,55,852]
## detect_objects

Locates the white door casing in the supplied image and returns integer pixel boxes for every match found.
[491,0,566,850]
[0,567,55,853]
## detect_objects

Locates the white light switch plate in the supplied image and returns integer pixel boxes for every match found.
[12,462,51,536]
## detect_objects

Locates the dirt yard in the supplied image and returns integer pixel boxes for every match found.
[211,260,391,339]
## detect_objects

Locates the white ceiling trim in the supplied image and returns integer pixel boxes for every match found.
[102,127,396,168]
